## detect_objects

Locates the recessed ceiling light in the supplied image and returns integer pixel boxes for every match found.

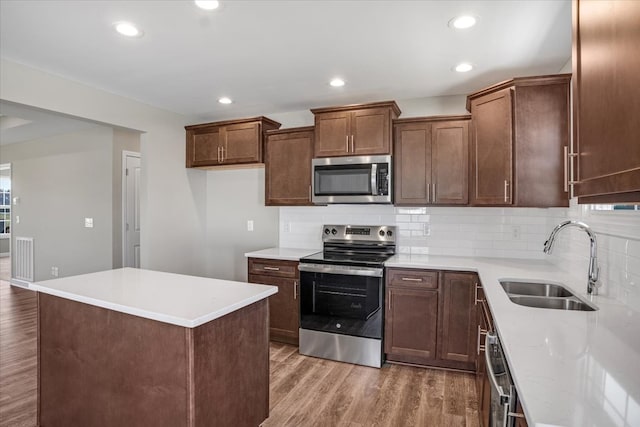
[114,21,143,38]
[218,97,232,104]
[454,63,474,73]
[195,0,220,10]
[329,78,345,87]
[449,15,477,30]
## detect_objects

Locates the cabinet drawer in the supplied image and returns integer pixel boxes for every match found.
[386,268,438,289]
[248,258,298,279]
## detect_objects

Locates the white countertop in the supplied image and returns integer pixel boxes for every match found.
[386,254,640,427]
[32,268,278,328]
[244,247,320,261]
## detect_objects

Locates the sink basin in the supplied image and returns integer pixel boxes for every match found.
[508,295,596,311]
[500,281,574,298]
[499,279,597,312]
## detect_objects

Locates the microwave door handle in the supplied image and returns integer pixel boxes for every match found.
[371,164,378,195]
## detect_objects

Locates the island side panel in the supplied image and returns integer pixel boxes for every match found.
[193,299,270,427]
[38,293,191,427]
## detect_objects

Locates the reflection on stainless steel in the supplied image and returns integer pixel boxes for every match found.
[299,328,383,368]
[543,220,600,295]
[298,263,383,277]
[508,295,596,311]
[500,281,574,298]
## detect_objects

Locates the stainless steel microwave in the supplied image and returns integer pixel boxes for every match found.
[312,155,392,204]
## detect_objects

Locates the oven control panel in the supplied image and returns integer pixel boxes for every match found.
[321,225,396,243]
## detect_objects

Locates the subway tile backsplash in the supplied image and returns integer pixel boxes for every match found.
[280,202,640,310]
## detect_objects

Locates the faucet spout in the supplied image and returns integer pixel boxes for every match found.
[543,220,600,295]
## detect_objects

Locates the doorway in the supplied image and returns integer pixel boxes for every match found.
[122,151,141,268]
[0,164,11,281]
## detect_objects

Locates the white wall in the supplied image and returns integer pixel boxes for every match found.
[1,127,114,281]
[0,59,208,277]
[206,168,279,281]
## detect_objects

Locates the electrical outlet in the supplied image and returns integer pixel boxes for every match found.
[247,220,254,232]
[15,215,19,224]
[85,218,93,228]
[283,221,291,233]
[51,266,59,277]
[512,226,521,240]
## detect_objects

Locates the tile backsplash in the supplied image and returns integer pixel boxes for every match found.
[280,202,640,310]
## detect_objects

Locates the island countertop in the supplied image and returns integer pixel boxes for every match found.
[32,267,278,328]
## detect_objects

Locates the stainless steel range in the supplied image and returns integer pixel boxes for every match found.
[298,224,396,368]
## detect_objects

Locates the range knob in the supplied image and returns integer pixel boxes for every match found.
[324,228,331,235]
[387,230,393,237]
[379,230,385,237]
[331,228,337,235]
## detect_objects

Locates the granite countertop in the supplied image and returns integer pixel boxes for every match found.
[385,254,640,427]
[32,268,277,328]
[244,247,320,261]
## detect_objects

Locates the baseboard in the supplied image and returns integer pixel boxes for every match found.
[0,252,9,257]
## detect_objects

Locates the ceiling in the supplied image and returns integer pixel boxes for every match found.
[0,1,571,122]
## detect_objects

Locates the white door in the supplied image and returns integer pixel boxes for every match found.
[123,153,141,268]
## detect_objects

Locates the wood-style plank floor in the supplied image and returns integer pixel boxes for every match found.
[0,279,478,427]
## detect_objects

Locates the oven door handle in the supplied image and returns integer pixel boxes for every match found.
[298,263,383,278]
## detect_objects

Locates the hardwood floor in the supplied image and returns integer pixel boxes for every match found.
[0,280,37,427]
[0,279,478,427]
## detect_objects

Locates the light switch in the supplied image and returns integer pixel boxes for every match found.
[85,218,94,228]
[15,215,19,224]
[247,220,254,232]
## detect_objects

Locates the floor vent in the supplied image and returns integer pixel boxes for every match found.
[14,237,34,283]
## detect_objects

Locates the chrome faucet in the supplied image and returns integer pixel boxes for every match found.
[543,220,600,295]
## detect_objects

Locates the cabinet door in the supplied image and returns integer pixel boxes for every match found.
[249,274,299,345]
[351,108,391,155]
[265,130,313,206]
[394,122,432,206]
[573,0,640,201]
[189,128,222,167]
[384,287,438,364]
[471,89,513,205]
[314,111,350,157]
[439,272,477,367]
[432,120,469,205]
[222,122,261,164]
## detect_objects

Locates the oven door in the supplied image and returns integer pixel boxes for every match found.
[298,263,383,339]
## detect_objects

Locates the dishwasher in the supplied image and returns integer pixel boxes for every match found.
[485,331,522,427]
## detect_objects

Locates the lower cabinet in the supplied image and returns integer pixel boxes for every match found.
[384,268,478,371]
[248,258,299,345]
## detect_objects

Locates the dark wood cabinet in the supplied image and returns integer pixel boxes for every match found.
[467,75,571,207]
[394,116,470,206]
[572,0,640,203]
[385,269,439,365]
[185,117,281,168]
[311,101,400,157]
[248,258,299,345]
[385,268,479,371]
[264,127,314,206]
[438,272,477,369]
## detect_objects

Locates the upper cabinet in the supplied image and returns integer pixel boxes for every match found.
[394,116,470,206]
[572,0,640,203]
[311,101,401,157]
[467,74,571,207]
[185,117,281,168]
[264,127,314,206]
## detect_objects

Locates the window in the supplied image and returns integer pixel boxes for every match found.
[0,166,9,235]
[591,204,640,212]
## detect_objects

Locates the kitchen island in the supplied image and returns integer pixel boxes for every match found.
[32,268,277,427]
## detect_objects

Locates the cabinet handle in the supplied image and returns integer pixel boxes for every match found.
[294,280,298,300]
[474,282,483,305]
[504,180,510,202]
[221,146,225,162]
[477,325,487,355]
[432,183,436,203]
[217,146,221,163]
[427,183,430,203]
[308,185,312,202]
[401,277,422,282]
[346,136,349,152]
[388,290,392,311]
[263,266,280,271]
[350,135,355,153]
[563,146,569,193]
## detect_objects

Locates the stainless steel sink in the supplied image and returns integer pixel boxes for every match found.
[500,281,574,298]
[508,295,596,311]
[499,280,597,312]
